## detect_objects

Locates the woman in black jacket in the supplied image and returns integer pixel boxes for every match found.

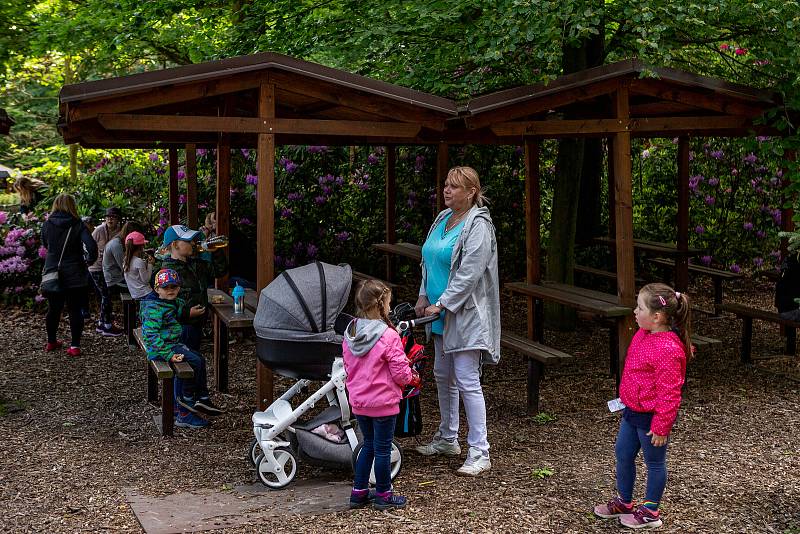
[41,194,98,356]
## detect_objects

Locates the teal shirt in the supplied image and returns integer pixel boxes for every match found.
[421,214,466,334]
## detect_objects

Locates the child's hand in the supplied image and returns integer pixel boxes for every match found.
[189,304,205,318]
[170,353,185,362]
[646,430,668,447]
[408,371,421,390]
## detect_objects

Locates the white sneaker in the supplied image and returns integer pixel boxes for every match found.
[415,432,461,457]
[456,447,491,476]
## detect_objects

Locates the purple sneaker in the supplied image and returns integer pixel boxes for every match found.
[620,505,663,529]
[373,491,406,511]
[594,496,634,518]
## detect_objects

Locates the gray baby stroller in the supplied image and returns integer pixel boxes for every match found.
[249,261,432,489]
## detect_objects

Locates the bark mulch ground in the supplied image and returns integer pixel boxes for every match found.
[0,277,798,533]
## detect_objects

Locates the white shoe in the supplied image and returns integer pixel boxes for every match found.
[415,432,461,457]
[456,447,491,476]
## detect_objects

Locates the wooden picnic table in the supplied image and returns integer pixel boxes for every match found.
[506,281,632,380]
[373,242,422,262]
[207,288,255,392]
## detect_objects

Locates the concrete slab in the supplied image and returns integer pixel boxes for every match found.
[125,477,350,534]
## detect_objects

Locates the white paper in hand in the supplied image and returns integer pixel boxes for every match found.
[607,398,626,413]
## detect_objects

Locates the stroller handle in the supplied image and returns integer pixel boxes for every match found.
[397,314,438,332]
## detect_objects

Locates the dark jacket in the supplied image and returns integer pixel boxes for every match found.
[41,211,98,288]
[776,253,800,312]
[153,250,228,326]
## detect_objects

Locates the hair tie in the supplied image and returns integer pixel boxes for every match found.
[658,296,667,306]
[675,291,681,299]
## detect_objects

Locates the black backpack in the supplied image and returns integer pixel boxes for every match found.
[775,253,800,312]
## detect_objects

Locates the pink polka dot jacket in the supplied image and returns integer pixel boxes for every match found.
[619,328,687,436]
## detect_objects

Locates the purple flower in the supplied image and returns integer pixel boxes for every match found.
[334,176,344,186]
[287,192,303,202]
[14,286,23,294]
[753,257,764,267]
[149,152,160,162]
[0,212,8,225]
[239,217,252,226]
[756,230,766,239]
[159,207,167,215]
[177,170,185,180]
[246,174,258,186]
[280,208,293,219]
[695,225,705,234]
[407,191,417,209]
[731,168,738,176]
[708,178,720,187]
[284,161,298,173]
[743,222,754,231]
[710,150,724,160]
[367,154,380,165]
[306,244,318,258]
[321,185,332,195]
[38,246,47,259]
[318,174,334,185]
[700,255,712,266]
[730,264,741,274]
[197,148,207,157]
[514,146,524,156]
[641,149,651,159]
[414,155,425,173]
[158,217,167,226]
[241,148,250,159]
[743,153,758,164]
[34,294,45,303]
[284,258,297,269]
[757,136,770,142]
[335,231,351,242]
[688,175,703,191]
[178,194,186,205]
[704,195,716,206]
[307,145,328,154]
[314,196,327,206]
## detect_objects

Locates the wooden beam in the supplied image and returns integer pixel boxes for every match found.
[436,143,448,212]
[385,145,397,281]
[676,137,690,293]
[629,79,766,118]
[185,144,198,229]
[781,150,797,258]
[524,139,541,339]
[607,138,616,240]
[97,113,423,138]
[256,81,276,410]
[490,116,753,137]
[215,135,231,291]
[465,78,621,130]
[168,148,179,225]
[68,72,265,122]
[612,85,636,386]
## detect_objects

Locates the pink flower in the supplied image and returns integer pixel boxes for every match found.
[34,294,45,303]
[0,212,7,225]
[719,44,730,51]
[734,48,747,56]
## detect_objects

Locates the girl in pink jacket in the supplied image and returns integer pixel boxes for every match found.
[595,283,692,530]
[343,280,417,511]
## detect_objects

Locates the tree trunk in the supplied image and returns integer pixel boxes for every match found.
[64,56,78,182]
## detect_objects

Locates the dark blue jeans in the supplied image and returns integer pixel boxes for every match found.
[90,271,113,325]
[354,415,396,494]
[615,417,669,504]
[170,344,209,401]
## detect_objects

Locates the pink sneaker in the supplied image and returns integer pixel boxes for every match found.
[620,505,663,529]
[594,496,634,518]
[66,346,81,357]
[45,341,64,352]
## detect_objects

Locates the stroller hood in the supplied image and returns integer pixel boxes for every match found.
[254,261,352,343]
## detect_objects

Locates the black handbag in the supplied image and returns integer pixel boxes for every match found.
[40,225,73,294]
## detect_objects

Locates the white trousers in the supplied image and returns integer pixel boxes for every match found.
[432,334,489,454]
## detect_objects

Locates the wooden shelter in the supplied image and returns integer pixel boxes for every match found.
[0,108,13,135]
[58,52,785,406]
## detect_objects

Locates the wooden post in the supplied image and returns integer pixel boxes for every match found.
[676,137,690,293]
[215,136,231,290]
[256,81,276,409]
[436,143,448,213]
[185,144,198,229]
[612,84,636,386]
[168,148,179,225]
[385,145,397,281]
[524,139,541,340]
[781,150,797,258]
[607,137,616,240]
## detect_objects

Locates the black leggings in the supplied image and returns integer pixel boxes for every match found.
[46,288,89,347]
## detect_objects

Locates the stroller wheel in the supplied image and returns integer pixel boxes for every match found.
[256,447,298,489]
[248,439,260,467]
[352,439,403,485]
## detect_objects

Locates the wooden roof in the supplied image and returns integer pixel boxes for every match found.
[58,55,781,148]
[0,109,13,135]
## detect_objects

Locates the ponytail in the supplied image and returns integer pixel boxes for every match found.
[123,240,142,272]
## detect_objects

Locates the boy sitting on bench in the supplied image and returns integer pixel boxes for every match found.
[141,268,225,429]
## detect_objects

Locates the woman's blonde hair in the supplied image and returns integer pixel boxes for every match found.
[353,279,393,329]
[51,193,79,219]
[447,166,487,207]
[14,176,47,205]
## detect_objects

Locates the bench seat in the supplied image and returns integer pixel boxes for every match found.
[351,270,398,289]
[647,258,742,315]
[719,302,800,363]
[500,332,574,413]
[573,264,645,286]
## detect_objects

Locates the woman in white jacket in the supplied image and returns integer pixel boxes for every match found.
[414,166,501,477]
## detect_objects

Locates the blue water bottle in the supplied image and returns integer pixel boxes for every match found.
[232,283,245,315]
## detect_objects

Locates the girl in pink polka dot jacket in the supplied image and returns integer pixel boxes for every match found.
[594,283,693,530]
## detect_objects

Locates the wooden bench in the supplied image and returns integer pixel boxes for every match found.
[134,328,194,436]
[573,264,645,286]
[690,333,722,350]
[351,270,398,289]
[719,302,800,363]
[647,258,743,315]
[372,242,422,262]
[120,292,137,347]
[500,332,574,413]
